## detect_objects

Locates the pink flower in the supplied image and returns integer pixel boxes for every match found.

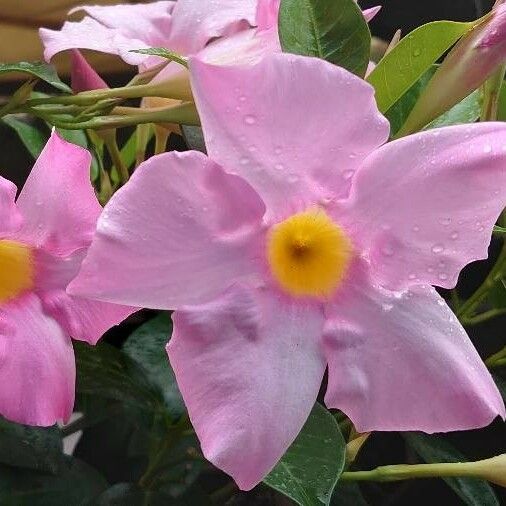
[39,0,258,70]
[0,132,134,426]
[39,0,379,69]
[69,53,506,490]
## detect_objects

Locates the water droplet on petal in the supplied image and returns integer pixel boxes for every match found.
[244,115,256,125]
[431,244,444,254]
[450,231,459,240]
[342,169,354,180]
[438,272,448,281]
[483,144,492,153]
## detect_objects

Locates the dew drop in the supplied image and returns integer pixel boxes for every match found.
[239,156,249,165]
[431,244,444,254]
[439,217,451,226]
[382,303,393,312]
[408,273,417,280]
[342,169,354,180]
[274,163,285,171]
[438,272,448,281]
[483,144,492,153]
[450,231,459,240]
[412,225,420,233]
[413,48,421,57]
[244,115,256,125]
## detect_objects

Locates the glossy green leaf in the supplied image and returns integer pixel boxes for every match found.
[331,482,368,506]
[74,341,164,411]
[367,21,473,113]
[0,457,107,505]
[386,66,436,136]
[493,225,506,235]
[0,62,71,93]
[1,116,47,158]
[278,0,371,76]
[426,90,481,129]
[130,48,188,68]
[123,313,185,419]
[404,433,499,506]
[264,403,346,506]
[0,417,64,474]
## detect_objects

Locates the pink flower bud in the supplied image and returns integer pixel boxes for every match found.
[70,49,108,93]
[400,4,506,135]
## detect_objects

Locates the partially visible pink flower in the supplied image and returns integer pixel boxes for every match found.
[0,131,135,426]
[70,53,505,490]
[40,0,379,71]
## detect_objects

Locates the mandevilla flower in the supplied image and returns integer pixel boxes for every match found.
[0,132,134,426]
[70,53,506,490]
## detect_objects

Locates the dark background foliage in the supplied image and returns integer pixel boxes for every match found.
[0,0,504,505]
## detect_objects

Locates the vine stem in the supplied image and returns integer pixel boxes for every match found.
[341,461,478,482]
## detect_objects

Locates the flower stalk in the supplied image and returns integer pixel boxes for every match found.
[341,454,506,487]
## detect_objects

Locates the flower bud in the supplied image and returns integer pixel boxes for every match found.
[399,5,506,135]
[70,50,108,93]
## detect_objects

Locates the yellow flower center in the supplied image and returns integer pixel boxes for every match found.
[267,209,352,298]
[0,240,34,304]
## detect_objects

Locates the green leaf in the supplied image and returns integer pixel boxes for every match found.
[488,278,506,309]
[367,21,473,113]
[74,341,164,411]
[0,457,107,505]
[0,62,71,93]
[386,66,436,136]
[493,225,506,235]
[264,403,346,506]
[426,90,481,129]
[404,433,499,506]
[130,48,188,68]
[331,482,368,506]
[278,0,371,76]
[123,313,185,419]
[1,116,47,158]
[0,417,64,474]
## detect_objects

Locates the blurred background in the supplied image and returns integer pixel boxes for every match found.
[0,1,504,505]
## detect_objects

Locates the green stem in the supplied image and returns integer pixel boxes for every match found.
[456,243,506,320]
[103,132,129,184]
[480,64,506,121]
[341,462,479,483]
[461,307,506,326]
[486,345,506,368]
[26,75,192,108]
[47,102,200,131]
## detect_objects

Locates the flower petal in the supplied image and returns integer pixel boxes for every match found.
[35,249,136,345]
[335,124,506,290]
[70,1,175,44]
[168,286,326,490]
[0,293,75,426]
[166,0,257,54]
[69,151,266,309]
[190,53,389,215]
[15,131,100,257]
[0,177,22,237]
[324,261,505,433]
[40,17,152,66]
